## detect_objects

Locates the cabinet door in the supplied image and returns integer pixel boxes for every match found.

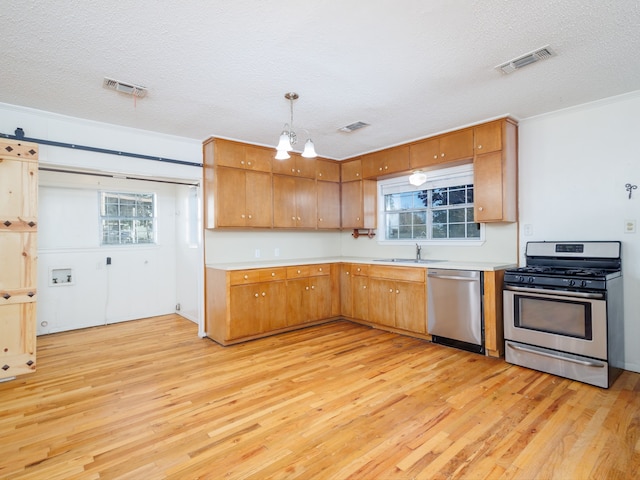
[215,167,247,227]
[439,129,474,162]
[316,159,340,182]
[368,278,396,327]
[245,170,273,227]
[409,137,442,169]
[341,181,363,228]
[214,139,246,169]
[295,177,317,228]
[395,281,426,333]
[286,278,307,326]
[273,175,298,228]
[362,145,410,178]
[474,121,502,154]
[309,275,332,322]
[341,158,362,182]
[340,264,354,318]
[352,275,369,321]
[474,151,504,222]
[244,145,273,172]
[317,181,340,229]
[229,284,264,339]
[264,281,287,331]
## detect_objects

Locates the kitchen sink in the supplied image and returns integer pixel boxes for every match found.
[374,258,445,264]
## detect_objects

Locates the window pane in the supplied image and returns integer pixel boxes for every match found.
[432,224,447,238]
[432,189,447,207]
[449,224,466,238]
[100,192,156,245]
[468,223,481,238]
[432,210,447,224]
[399,225,413,238]
[466,207,475,222]
[449,208,466,223]
[415,191,429,207]
[449,188,466,205]
[466,186,474,203]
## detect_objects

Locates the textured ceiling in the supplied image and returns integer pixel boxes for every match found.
[2,0,639,159]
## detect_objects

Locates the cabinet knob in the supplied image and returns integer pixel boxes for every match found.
[477,145,483,150]
[319,173,323,177]
[433,154,438,159]
[389,288,394,293]
[254,293,259,298]
[319,218,323,222]
[384,165,388,170]
[318,268,323,272]
[479,207,484,211]
[311,285,315,290]
[356,173,360,177]
[241,214,246,218]
[244,275,249,279]
[271,272,276,277]
[297,217,301,221]
[356,217,360,221]
[291,168,296,173]
[305,286,309,290]
[292,216,296,220]
[379,167,383,171]
[396,289,400,294]
[241,160,245,165]
[261,292,266,297]
[297,169,301,173]
[248,214,252,219]
[441,153,445,157]
[247,161,252,166]
[346,271,350,275]
[363,285,367,289]
[297,270,301,274]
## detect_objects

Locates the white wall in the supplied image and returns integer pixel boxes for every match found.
[0,102,203,334]
[518,90,640,373]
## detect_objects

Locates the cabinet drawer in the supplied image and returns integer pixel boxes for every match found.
[352,264,368,276]
[308,264,330,276]
[287,265,310,278]
[368,265,425,283]
[258,268,287,282]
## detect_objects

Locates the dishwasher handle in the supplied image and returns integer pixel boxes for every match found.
[427,269,481,282]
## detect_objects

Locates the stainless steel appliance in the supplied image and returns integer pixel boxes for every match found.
[503,241,623,388]
[428,269,484,354]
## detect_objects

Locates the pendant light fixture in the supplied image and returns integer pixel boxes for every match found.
[275,92,317,160]
[409,171,428,186]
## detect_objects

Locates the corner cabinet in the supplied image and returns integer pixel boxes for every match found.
[0,139,38,381]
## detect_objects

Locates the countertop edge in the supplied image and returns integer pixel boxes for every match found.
[205,257,517,272]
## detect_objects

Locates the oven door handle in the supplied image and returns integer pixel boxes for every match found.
[507,343,605,368]
[504,285,605,300]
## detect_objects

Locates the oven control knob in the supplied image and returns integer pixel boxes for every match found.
[516,275,525,283]
[527,276,534,283]
[581,280,588,288]
[569,279,576,287]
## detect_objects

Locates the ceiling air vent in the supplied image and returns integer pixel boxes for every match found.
[339,121,370,133]
[496,45,556,74]
[103,77,148,97]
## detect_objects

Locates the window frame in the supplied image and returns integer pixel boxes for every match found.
[376,165,484,246]
[99,191,157,246]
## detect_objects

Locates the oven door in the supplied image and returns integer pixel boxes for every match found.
[503,286,607,360]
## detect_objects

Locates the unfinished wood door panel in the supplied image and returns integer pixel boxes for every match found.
[0,156,38,222]
[0,233,36,291]
[0,303,36,377]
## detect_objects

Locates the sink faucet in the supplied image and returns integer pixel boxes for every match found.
[416,243,422,260]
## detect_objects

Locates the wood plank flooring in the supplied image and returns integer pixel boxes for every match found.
[1,314,638,479]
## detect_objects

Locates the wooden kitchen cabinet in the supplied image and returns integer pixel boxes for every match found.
[316,181,341,229]
[286,264,332,326]
[474,118,518,222]
[367,265,426,334]
[214,166,273,227]
[473,120,502,154]
[341,180,377,229]
[273,175,317,228]
[352,265,369,321]
[315,158,340,182]
[483,270,505,358]
[340,264,354,318]
[272,152,316,178]
[229,281,287,338]
[341,158,362,182]
[410,129,474,169]
[214,138,273,172]
[0,139,38,381]
[362,145,410,179]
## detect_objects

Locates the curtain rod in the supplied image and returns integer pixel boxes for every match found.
[2,128,203,168]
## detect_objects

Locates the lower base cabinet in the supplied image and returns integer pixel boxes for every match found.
[205,264,339,345]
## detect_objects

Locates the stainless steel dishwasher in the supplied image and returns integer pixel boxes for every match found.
[427,269,484,354]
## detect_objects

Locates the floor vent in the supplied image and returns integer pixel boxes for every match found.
[496,46,556,74]
[339,121,370,133]
[103,77,148,97]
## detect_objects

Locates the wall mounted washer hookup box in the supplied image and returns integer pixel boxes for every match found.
[50,267,74,286]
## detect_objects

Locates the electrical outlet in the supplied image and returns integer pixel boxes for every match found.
[524,224,533,236]
[624,219,636,234]
[255,248,261,258]
[274,248,280,257]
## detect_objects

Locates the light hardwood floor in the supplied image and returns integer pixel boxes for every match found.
[1,314,638,479]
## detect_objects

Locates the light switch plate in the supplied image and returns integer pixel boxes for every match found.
[624,219,636,233]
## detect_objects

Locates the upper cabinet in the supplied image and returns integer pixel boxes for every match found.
[341,158,362,182]
[272,152,316,178]
[214,138,273,172]
[473,119,518,223]
[362,145,410,179]
[315,158,340,182]
[410,129,474,169]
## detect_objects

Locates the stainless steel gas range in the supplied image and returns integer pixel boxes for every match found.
[503,241,623,388]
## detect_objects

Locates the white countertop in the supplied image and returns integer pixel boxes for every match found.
[206,257,516,272]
